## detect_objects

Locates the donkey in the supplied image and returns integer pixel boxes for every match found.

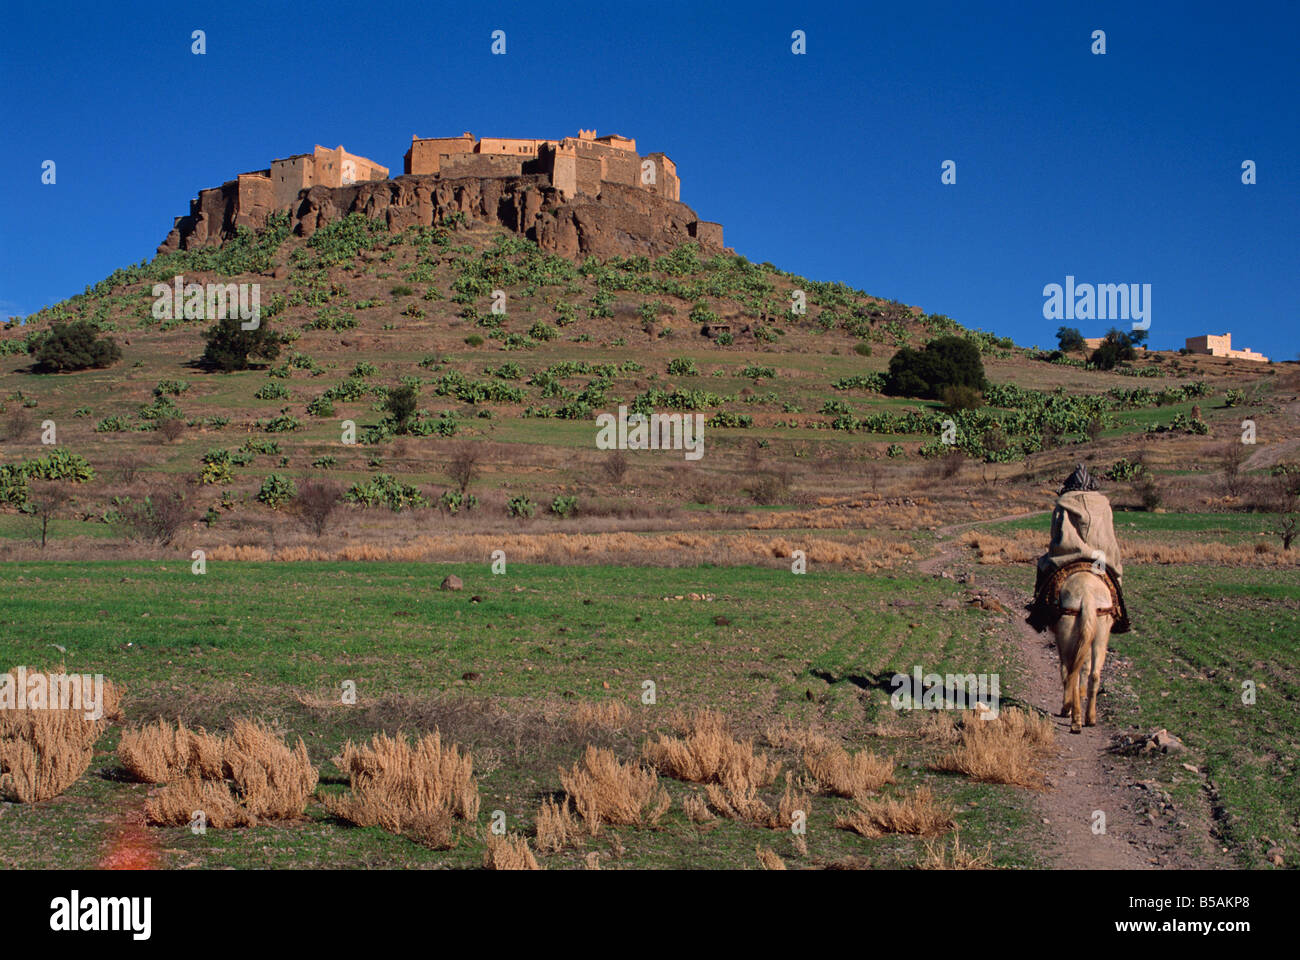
[1051,570,1115,733]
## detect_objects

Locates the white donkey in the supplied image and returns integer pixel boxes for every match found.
[1051,569,1116,733]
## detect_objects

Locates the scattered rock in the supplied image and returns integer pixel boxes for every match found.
[461,672,481,682]
[440,575,463,591]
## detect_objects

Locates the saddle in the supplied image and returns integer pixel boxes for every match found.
[1027,560,1131,633]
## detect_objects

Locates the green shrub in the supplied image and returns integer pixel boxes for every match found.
[346,473,426,511]
[529,320,558,342]
[667,357,699,376]
[257,474,297,509]
[853,342,872,356]
[152,379,190,397]
[383,383,419,433]
[202,316,282,371]
[464,334,484,347]
[550,495,578,518]
[884,336,987,400]
[438,490,478,514]
[94,415,131,433]
[32,321,122,372]
[255,381,290,400]
[506,495,535,519]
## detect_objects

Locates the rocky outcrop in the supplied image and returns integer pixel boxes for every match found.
[158,172,725,260]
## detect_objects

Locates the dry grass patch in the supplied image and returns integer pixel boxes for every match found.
[121,717,317,823]
[224,719,318,820]
[559,745,670,835]
[917,831,994,869]
[483,833,541,870]
[763,719,832,751]
[117,718,225,782]
[932,708,1055,789]
[535,796,583,852]
[756,845,787,870]
[569,700,632,735]
[683,791,715,823]
[803,742,895,800]
[706,773,811,829]
[324,729,480,848]
[642,708,781,790]
[0,668,122,803]
[834,786,955,838]
[143,777,256,828]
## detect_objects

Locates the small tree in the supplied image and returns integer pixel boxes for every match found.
[1220,441,1249,498]
[158,418,186,443]
[1280,516,1297,551]
[25,480,69,549]
[1090,329,1136,370]
[447,443,479,494]
[201,316,282,372]
[602,450,629,483]
[1056,326,1085,353]
[32,321,122,373]
[384,383,419,434]
[3,406,33,442]
[126,482,191,545]
[296,480,342,537]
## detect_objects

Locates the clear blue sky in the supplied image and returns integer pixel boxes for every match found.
[2,0,1295,358]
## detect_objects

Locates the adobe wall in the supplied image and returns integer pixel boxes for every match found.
[689,220,724,247]
[271,155,313,211]
[405,135,474,175]
[441,154,528,179]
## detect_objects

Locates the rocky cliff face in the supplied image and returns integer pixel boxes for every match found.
[158,173,725,260]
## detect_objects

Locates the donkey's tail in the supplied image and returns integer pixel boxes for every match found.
[1070,597,1097,679]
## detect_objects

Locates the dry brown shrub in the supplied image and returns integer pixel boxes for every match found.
[569,700,632,735]
[683,791,714,823]
[143,777,255,828]
[918,712,961,745]
[803,743,895,800]
[117,718,226,783]
[535,796,583,853]
[483,832,541,870]
[642,708,780,790]
[0,669,122,803]
[224,719,318,820]
[771,774,813,830]
[559,745,670,835]
[119,717,316,822]
[704,772,809,829]
[584,851,601,870]
[705,781,770,822]
[917,831,993,869]
[932,708,1055,789]
[756,845,787,870]
[834,786,955,838]
[325,730,480,842]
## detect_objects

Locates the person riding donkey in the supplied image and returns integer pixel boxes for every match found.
[1027,462,1131,731]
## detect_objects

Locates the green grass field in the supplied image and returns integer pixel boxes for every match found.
[0,561,1046,870]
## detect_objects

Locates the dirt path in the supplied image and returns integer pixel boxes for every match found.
[918,515,1211,870]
